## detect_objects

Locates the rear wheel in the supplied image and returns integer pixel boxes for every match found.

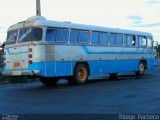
[135,62,145,76]
[69,64,88,85]
[40,77,59,86]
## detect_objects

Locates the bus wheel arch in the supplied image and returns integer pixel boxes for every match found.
[69,62,90,85]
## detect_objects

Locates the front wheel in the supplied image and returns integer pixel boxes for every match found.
[135,62,145,76]
[69,64,89,85]
[40,77,59,86]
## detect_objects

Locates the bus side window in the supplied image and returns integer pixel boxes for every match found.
[79,31,89,43]
[109,33,116,45]
[57,29,68,42]
[116,34,123,45]
[70,30,79,43]
[125,35,136,46]
[99,32,107,45]
[91,32,99,44]
[138,36,147,46]
[46,28,57,42]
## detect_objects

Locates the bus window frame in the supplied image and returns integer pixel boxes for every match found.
[6,29,18,45]
[18,27,43,43]
[124,34,136,47]
[78,30,90,44]
[91,31,100,45]
[108,33,116,46]
[108,33,123,46]
[99,32,108,45]
[46,27,69,43]
[45,27,57,42]
[147,36,154,50]
[56,28,69,43]
[138,35,147,47]
[115,33,123,46]
[69,29,80,44]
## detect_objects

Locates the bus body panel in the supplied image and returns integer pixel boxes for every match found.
[3,43,155,78]
[3,44,45,76]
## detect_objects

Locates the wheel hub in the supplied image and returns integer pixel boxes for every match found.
[78,68,86,81]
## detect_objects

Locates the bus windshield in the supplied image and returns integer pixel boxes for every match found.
[6,30,18,45]
[6,27,42,45]
[18,27,42,43]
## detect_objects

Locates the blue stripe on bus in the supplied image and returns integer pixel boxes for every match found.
[4,59,154,77]
[6,48,28,55]
[3,59,155,77]
[38,59,155,77]
[6,48,11,55]
[82,46,155,55]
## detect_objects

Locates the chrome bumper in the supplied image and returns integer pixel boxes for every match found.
[2,70,40,76]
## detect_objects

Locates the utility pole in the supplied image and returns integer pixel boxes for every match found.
[36,0,41,16]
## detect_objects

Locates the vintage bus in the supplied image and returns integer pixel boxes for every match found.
[3,16,156,85]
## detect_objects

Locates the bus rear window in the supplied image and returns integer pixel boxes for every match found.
[18,27,42,43]
[6,30,18,45]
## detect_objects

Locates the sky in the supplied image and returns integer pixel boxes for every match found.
[0,0,160,44]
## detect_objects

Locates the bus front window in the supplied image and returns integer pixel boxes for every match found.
[18,27,42,43]
[6,30,18,45]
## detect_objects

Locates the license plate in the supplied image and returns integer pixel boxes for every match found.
[14,62,20,67]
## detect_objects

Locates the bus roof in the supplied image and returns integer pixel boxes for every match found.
[8,16,152,37]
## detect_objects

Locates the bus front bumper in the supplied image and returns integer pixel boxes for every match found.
[2,70,40,76]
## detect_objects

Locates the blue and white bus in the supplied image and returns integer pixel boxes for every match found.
[3,16,156,85]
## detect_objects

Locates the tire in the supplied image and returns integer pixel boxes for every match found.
[109,73,118,80]
[135,62,145,76]
[69,64,89,85]
[40,77,59,86]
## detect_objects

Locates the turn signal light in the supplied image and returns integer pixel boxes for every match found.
[28,60,32,64]
[29,54,32,58]
[29,48,32,52]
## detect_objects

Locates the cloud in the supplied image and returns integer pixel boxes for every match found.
[127,15,142,25]
[127,16,143,21]
[145,0,160,4]
[133,23,160,27]
[127,15,160,28]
